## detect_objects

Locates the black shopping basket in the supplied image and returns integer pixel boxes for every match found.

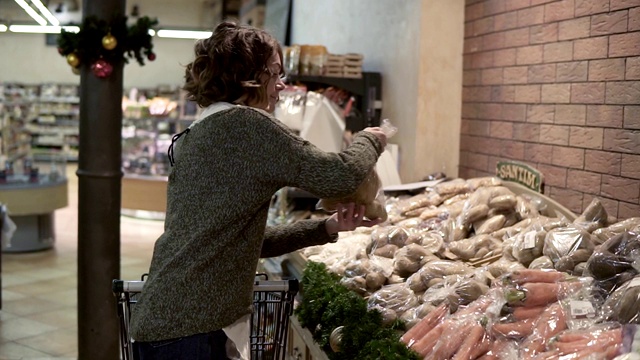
[112,274,299,360]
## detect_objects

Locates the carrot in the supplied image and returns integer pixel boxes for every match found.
[512,306,546,321]
[479,338,515,360]
[525,350,560,360]
[521,303,567,358]
[400,303,448,346]
[554,327,621,344]
[491,318,536,338]
[451,323,486,360]
[505,283,561,307]
[505,269,567,285]
[468,333,492,360]
[412,322,444,357]
[427,319,475,360]
[553,329,622,355]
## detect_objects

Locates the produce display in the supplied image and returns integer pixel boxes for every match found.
[298,176,640,359]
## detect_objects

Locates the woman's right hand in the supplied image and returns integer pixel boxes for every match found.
[363,127,387,148]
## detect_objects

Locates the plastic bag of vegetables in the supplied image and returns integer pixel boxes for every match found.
[601,275,640,324]
[542,225,595,273]
[317,168,388,221]
[572,197,609,233]
[585,231,640,294]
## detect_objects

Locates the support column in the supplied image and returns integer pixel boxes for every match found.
[77,1,125,359]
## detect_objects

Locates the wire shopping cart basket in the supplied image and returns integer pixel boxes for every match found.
[112,274,299,360]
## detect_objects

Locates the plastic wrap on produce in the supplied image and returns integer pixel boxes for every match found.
[528,255,555,269]
[486,257,527,279]
[305,232,371,268]
[393,243,438,278]
[466,176,503,190]
[601,275,640,324]
[447,234,502,261]
[407,259,475,293]
[519,302,569,358]
[515,195,541,220]
[317,168,388,221]
[434,178,472,197]
[538,323,626,359]
[398,190,443,215]
[421,274,490,313]
[593,217,640,245]
[585,231,640,294]
[542,225,595,272]
[558,277,602,330]
[367,282,420,318]
[573,197,609,233]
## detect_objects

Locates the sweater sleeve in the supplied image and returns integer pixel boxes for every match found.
[260,219,337,258]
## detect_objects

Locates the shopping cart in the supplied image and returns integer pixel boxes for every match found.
[112,274,299,360]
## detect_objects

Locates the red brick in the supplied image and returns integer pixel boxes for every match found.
[483,32,507,51]
[468,120,492,136]
[569,126,604,148]
[538,164,568,186]
[591,10,629,36]
[490,121,514,139]
[492,85,517,102]
[464,55,473,69]
[460,135,473,151]
[567,169,602,194]
[627,56,640,79]
[465,24,474,38]
[532,0,555,4]
[601,175,640,202]
[573,37,609,60]
[515,84,542,103]
[541,84,571,103]
[484,0,507,16]
[588,58,626,81]
[482,68,504,85]
[610,0,640,11]
[559,17,591,40]
[618,202,640,220]
[478,103,504,119]
[544,0,576,22]
[465,37,483,54]
[543,42,573,63]
[547,186,584,214]
[556,61,588,82]
[624,106,640,129]
[571,82,606,104]
[464,86,492,102]
[552,145,585,169]
[524,143,552,163]
[504,141,526,160]
[583,196,619,219]
[468,152,490,170]
[555,104,587,125]
[484,137,504,156]
[610,32,640,57]
[528,64,556,83]
[506,0,532,11]
[540,124,570,145]
[494,48,517,67]
[461,119,471,134]
[517,45,544,65]
[604,128,640,153]
[606,81,640,105]
[494,12,519,31]
[463,70,482,86]
[630,7,640,31]
[473,17,495,36]
[514,123,542,141]
[586,105,624,127]
[585,149,622,175]
[621,153,640,179]
[465,2,485,22]
[504,28,530,47]
[471,52,495,69]
[518,6,545,27]
[504,66,528,84]
[502,104,527,121]
[575,0,610,16]
[462,103,480,119]
[530,23,559,45]
[527,104,556,123]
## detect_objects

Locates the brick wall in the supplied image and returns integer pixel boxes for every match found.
[460,0,640,220]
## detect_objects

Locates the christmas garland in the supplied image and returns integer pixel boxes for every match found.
[57,16,158,78]
[295,262,420,360]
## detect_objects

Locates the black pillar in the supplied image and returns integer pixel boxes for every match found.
[77,1,125,359]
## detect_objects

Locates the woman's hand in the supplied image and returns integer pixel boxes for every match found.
[325,203,382,235]
[362,127,388,148]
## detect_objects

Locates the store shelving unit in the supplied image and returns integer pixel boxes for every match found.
[0,83,38,165]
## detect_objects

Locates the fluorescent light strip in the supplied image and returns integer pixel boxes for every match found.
[9,25,80,33]
[30,0,59,26]
[0,25,7,32]
[13,0,47,26]
[156,29,212,39]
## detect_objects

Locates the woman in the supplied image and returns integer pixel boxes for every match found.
[129,22,387,359]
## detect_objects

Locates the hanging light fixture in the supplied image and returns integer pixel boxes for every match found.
[30,0,60,26]
[13,0,47,26]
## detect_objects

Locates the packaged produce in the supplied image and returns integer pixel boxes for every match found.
[317,168,388,221]
[573,197,609,233]
[585,231,640,294]
[448,234,502,261]
[407,259,475,293]
[601,275,640,324]
[367,282,420,319]
[542,225,595,272]
[592,217,640,245]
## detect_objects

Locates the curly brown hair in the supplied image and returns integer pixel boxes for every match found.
[183,22,283,108]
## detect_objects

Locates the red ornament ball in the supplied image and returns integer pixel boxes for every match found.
[91,59,113,78]
[147,52,156,61]
[57,47,64,55]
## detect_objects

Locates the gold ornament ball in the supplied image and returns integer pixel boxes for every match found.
[102,34,118,50]
[66,53,80,67]
[71,67,81,75]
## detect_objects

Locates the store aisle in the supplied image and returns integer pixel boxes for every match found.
[0,164,163,359]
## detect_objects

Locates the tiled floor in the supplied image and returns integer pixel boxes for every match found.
[1,164,163,359]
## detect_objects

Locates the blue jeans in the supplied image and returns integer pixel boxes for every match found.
[134,330,230,360]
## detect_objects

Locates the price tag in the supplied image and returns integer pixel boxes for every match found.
[569,300,596,319]
[629,277,640,288]
[523,232,537,250]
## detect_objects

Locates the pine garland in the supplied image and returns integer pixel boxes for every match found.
[295,262,420,360]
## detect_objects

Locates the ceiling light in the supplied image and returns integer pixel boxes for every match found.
[0,25,7,32]
[14,0,47,26]
[9,24,79,33]
[30,0,60,26]
[156,29,212,39]
[148,29,155,36]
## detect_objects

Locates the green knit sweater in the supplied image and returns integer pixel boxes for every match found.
[129,105,383,342]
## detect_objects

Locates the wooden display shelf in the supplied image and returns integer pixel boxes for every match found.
[121,174,168,213]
